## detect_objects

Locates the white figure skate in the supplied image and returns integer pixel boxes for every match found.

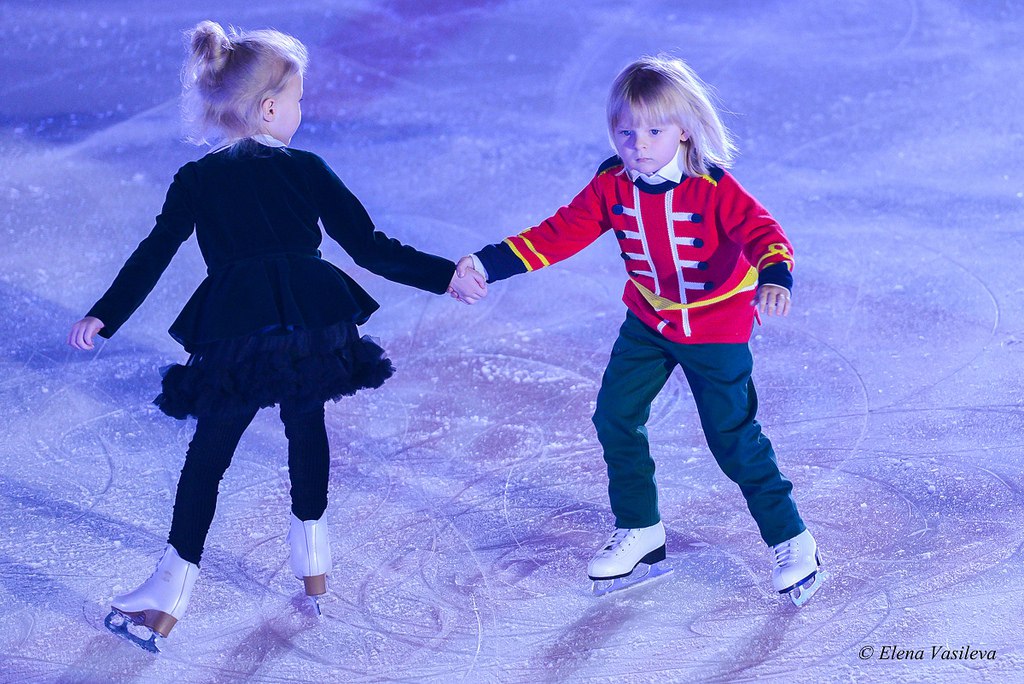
[288,514,332,615]
[587,522,672,596]
[771,529,828,607]
[105,545,199,653]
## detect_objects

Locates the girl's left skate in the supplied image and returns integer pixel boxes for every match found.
[288,514,332,615]
[104,545,199,653]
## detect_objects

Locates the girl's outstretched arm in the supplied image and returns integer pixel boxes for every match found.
[308,155,455,294]
[85,166,198,339]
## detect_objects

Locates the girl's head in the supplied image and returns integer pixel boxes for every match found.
[181,21,308,146]
[607,56,736,177]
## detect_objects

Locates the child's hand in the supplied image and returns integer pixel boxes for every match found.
[448,262,487,304]
[68,316,105,350]
[754,285,791,317]
[455,255,476,279]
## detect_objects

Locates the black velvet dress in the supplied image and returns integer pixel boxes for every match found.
[87,139,455,419]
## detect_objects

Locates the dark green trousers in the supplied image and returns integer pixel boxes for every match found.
[592,312,805,547]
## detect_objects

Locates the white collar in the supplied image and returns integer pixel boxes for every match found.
[252,133,287,147]
[626,145,684,185]
[211,133,288,153]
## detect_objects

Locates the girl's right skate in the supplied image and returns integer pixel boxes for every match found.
[587,521,672,596]
[288,514,332,615]
[105,545,199,653]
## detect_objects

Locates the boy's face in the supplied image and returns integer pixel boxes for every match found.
[612,113,686,176]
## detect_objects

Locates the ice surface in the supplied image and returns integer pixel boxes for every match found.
[2,0,1024,682]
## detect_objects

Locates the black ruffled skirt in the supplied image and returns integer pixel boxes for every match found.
[154,321,394,419]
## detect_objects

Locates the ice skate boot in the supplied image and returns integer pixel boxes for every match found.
[771,529,828,607]
[104,545,199,653]
[587,522,671,596]
[288,513,332,615]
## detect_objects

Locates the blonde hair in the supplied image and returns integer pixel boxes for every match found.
[180,21,308,145]
[607,55,736,177]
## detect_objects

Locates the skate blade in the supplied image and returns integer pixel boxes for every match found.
[789,569,829,607]
[309,595,323,617]
[104,611,162,653]
[592,561,673,597]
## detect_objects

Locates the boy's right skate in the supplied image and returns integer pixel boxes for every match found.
[587,522,672,596]
[288,514,332,615]
[105,545,199,653]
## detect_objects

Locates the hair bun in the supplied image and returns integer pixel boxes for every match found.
[189,20,231,72]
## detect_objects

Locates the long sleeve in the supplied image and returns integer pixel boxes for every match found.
[716,172,794,290]
[87,166,198,338]
[475,174,611,282]
[309,157,455,294]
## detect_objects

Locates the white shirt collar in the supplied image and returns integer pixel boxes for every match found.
[626,145,684,185]
[211,133,287,153]
[252,133,286,147]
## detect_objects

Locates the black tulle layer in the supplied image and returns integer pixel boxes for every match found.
[154,321,394,419]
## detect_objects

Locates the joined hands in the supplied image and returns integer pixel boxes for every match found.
[448,256,487,304]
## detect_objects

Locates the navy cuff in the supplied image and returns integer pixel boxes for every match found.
[476,242,527,283]
[758,262,793,290]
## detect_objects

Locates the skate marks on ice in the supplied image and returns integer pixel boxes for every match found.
[369,344,833,681]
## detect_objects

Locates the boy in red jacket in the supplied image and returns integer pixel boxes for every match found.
[458,55,826,605]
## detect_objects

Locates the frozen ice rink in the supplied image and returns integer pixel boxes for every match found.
[2,0,1023,681]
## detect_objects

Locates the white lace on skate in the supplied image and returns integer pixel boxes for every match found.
[772,540,796,568]
[598,528,632,555]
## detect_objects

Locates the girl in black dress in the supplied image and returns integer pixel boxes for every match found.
[67,20,486,651]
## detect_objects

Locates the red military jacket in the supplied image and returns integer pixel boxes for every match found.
[476,156,794,344]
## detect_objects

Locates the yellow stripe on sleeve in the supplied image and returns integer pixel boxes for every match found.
[519,235,551,267]
[503,238,536,271]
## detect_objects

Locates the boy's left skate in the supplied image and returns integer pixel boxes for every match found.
[587,522,672,596]
[105,545,199,653]
[771,529,828,606]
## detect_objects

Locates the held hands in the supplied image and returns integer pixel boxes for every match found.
[447,256,487,304]
[754,285,791,317]
[68,316,105,350]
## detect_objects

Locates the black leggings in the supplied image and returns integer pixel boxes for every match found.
[166,400,330,565]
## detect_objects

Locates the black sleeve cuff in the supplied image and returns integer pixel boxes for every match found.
[758,262,793,290]
[85,304,123,339]
[476,242,528,283]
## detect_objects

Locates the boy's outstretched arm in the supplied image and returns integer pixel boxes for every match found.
[466,174,611,285]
